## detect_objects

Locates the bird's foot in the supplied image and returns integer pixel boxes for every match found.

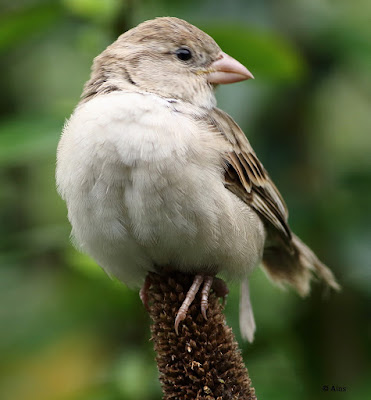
[174,275,229,334]
[200,276,213,319]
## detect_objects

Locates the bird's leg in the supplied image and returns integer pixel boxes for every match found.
[200,276,213,320]
[139,274,151,311]
[175,275,203,334]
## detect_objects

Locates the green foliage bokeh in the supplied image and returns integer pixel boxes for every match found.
[0,1,370,399]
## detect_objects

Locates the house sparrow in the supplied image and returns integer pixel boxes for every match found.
[56,17,340,342]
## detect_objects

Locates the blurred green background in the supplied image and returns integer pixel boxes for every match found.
[1,0,370,399]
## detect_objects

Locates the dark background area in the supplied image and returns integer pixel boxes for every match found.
[0,0,370,399]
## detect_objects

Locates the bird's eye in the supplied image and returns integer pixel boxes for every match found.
[175,48,192,61]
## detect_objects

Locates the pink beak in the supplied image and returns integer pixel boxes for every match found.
[207,52,254,84]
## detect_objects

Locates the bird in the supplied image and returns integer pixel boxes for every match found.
[56,17,340,342]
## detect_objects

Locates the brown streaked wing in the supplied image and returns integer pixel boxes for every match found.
[207,107,292,242]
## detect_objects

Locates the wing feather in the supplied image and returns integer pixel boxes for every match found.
[207,107,292,242]
[194,104,339,299]
[198,104,340,295]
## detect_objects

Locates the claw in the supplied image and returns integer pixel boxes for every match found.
[174,310,186,335]
[174,275,230,334]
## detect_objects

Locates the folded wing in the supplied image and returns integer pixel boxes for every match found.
[205,107,340,296]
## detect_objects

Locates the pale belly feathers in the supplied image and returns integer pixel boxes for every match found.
[56,92,266,286]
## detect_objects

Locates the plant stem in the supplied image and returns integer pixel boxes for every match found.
[148,272,257,400]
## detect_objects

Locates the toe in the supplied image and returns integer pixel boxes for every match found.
[174,275,204,334]
[200,276,213,320]
[174,310,187,335]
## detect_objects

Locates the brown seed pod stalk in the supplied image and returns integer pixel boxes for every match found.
[147,272,257,400]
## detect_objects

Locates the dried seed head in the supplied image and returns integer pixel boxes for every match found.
[147,272,257,400]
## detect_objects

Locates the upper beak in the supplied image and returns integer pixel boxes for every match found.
[206,51,254,84]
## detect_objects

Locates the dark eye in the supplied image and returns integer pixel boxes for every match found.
[175,48,192,61]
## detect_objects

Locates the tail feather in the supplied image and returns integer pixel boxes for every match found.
[239,278,256,342]
[262,233,340,297]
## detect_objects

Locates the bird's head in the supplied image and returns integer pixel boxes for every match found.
[82,17,253,108]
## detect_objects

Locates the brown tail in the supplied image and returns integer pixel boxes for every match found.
[262,233,340,296]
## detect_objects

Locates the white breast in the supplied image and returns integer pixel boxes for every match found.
[56,92,265,286]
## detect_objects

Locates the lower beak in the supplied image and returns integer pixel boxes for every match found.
[206,52,254,84]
